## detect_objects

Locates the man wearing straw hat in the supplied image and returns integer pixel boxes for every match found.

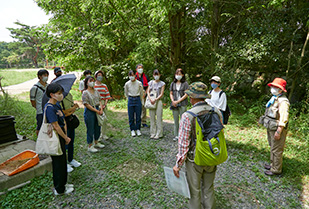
[261,78,290,176]
[173,82,222,209]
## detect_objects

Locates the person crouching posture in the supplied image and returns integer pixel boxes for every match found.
[45,83,73,195]
[262,78,290,176]
[173,82,222,209]
[124,70,144,137]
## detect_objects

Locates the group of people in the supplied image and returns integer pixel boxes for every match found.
[30,66,290,209]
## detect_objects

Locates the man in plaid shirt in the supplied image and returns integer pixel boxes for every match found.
[173,82,222,209]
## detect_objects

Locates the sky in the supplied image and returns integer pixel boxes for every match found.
[0,0,51,42]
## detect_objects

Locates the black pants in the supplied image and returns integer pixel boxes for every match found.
[51,133,67,194]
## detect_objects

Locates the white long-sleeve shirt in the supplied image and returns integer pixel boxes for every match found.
[206,90,227,111]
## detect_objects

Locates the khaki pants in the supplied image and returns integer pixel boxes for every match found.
[141,97,147,124]
[186,160,216,209]
[149,100,163,138]
[267,128,287,174]
[172,106,187,137]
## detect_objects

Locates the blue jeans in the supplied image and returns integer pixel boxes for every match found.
[128,96,142,131]
[65,127,75,162]
[84,107,101,144]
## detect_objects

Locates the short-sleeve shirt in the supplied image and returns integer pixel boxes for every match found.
[44,103,65,127]
[94,83,111,100]
[206,90,227,111]
[148,80,166,98]
[82,89,101,107]
[61,93,74,110]
[30,81,47,114]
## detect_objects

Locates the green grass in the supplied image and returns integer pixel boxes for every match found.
[0,70,38,87]
[0,94,308,208]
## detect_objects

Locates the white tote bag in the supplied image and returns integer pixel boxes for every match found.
[145,89,157,109]
[35,105,63,156]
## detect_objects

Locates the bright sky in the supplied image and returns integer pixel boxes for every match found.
[0,0,51,42]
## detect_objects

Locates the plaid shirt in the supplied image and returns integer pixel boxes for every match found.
[175,101,222,168]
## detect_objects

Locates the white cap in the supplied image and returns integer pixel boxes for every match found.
[210,76,221,83]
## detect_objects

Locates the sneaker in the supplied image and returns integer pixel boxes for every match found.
[94,143,105,148]
[150,135,155,139]
[69,159,81,168]
[102,135,109,140]
[65,184,74,189]
[53,187,74,195]
[154,136,160,140]
[136,130,142,136]
[173,136,178,141]
[67,164,74,173]
[142,123,149,128]
[88,146,98,153]
[131,130,136,137]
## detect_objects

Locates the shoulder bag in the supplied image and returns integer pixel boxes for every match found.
[35,104,63,156]
[86,90,107,126]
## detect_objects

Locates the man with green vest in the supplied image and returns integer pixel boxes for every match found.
[173,82,222,209]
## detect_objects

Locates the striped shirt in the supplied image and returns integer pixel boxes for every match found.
[94,83,111,100]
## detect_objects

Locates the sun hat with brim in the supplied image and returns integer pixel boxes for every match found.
[210,76,221,83]
[267,78,287,92]
[185,82,211,99]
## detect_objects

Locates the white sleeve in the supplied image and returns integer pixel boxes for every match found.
[218,92,227,111]
[79,81,84,91]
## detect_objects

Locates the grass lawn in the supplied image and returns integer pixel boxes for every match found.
[0,82,308,208]
[0,70,38,87]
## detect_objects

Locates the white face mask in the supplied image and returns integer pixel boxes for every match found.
[42,76,48,82]
[154,75,160,81]
[175,75,182,81]
[88,82,95,87]
[129,76,135,81]
[52,93,63,102]
[137,68,143,74]
[270,87,281,96]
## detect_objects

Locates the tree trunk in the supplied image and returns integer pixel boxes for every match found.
[168,6,185,73]
[210,0,221,74]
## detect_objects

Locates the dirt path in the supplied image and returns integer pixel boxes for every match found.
[2,70,82,95]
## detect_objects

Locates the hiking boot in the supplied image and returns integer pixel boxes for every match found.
[264,170,281,176]
[264,164,271,170]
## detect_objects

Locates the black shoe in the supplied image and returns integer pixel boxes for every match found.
[264,164,271,170]
[264,170,281,176]
[142,124,149,128]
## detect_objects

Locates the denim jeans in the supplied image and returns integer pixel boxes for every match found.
[84,107,101,144]
[128,96,142,131]
[65,127,75,162]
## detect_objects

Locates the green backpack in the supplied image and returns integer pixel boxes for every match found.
[187,108,228,166]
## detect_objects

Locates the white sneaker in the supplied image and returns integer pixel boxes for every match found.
[136,130,141,136]
[131,130,136,137]
[94,143,105,148]
[53,187,74,195]
[65,184,74,189]
[102,135,109,140]
[67,164,74,173]
[88,146,98,153]
[173,136,178,141]
[69,159,81,168]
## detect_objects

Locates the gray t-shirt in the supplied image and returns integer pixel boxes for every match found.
[30,81,47,114]
[148,80,166,98]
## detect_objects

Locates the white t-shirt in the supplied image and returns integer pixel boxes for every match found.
[206,90,227,111]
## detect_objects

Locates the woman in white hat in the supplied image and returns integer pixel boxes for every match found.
[205,76,227,120]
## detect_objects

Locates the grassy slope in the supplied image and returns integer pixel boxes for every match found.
[0,70,37,87]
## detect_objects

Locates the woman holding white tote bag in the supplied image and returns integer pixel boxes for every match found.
[44,83,73,195]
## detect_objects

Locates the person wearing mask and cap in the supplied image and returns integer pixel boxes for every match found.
[30,69,49,135]
[205,76,227,121]
[260,78,290,176]
[124,70,143,137]
[94,70,111,141]
[135,64,150,128]
[52,67,63,82]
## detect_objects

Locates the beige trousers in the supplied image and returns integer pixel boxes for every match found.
[149,100,163,138]
[141,97,147,124]
[267,128,287,174]
[186,160,216,209]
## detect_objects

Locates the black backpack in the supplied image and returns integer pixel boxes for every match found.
[209,90,231,125]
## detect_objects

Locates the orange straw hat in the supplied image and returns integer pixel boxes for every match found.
[267,78,287,92]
